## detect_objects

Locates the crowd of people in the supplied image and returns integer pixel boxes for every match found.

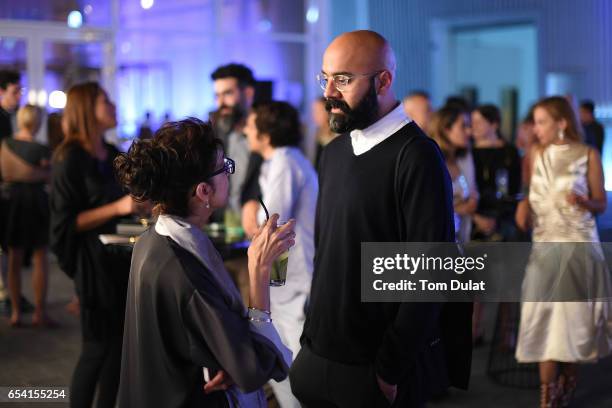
[0,28,611,408]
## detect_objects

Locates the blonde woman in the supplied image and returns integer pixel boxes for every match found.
[0,104,52,327]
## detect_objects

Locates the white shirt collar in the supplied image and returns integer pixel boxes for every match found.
[349,102,411,155]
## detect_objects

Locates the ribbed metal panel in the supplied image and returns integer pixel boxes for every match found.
[364,0,612,105]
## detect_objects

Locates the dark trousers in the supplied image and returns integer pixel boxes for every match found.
[70,307,124,408]
[289,344,393,408]
[70,336,122,408]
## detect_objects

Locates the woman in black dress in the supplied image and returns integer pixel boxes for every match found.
[471,104,521,242]
[50,82,138,408]
[470,105,522,345]
[0,104,52,327]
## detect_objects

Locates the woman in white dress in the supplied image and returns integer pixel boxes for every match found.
[515,96,612,407]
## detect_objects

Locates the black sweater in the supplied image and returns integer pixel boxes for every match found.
[302,122,471,390]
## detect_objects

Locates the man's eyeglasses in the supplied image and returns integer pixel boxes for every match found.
[316,70,383,93]
[192,157,235,196]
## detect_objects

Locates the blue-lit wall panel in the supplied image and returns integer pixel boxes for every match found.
[363,0,612,106]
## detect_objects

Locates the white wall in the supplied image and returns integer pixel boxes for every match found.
[453,25,538,118]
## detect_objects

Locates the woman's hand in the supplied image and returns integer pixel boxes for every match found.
[247,214,296,277]
[77,195,136,232]
[515,199,531,231]
[247,214,296,311]
[376,374,397,404]
[566,192,588,208]
[114,195,136,216]
[473,214,496,235]
[203,370,234,394]
[455,196,478,216]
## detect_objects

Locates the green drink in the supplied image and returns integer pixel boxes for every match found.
[270,250,289,286]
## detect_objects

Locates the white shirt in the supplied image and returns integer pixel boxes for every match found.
[349,103,412,155]
[257,147,319,303]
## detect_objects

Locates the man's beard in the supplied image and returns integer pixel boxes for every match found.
[325,79,379,134]
[212,104,245,137]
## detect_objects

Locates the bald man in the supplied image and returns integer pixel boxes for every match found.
[403,91,433,131]
[289,31,472,407]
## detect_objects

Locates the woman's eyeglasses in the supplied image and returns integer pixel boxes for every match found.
[191,157,235,196]
[208,157,235,178]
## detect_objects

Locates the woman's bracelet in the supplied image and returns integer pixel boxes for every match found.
[247,306,272,323]
[248,306,271,315]
[248,316,273,323]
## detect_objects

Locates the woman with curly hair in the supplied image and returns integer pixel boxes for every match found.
[116,117,295,408]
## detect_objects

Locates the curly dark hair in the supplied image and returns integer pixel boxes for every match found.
[114,118,223,217]
[252,101,302,148]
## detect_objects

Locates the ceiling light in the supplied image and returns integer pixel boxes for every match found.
[49,90,67,109]
[306,6,319,24]
[141,0,154,10]
[67,10,83,28]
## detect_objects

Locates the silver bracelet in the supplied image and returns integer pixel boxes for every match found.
[248,306,271,315]
[248,316,273,323]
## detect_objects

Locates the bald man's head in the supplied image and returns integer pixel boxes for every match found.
[325,30,396,76]
[321,30,398,133]
[403,93,432,130]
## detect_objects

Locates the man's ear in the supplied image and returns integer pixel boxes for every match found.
[377,70,393,94]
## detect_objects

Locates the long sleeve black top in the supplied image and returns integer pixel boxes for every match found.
[302,122,472,392]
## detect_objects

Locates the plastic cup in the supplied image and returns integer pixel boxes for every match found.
[270,221,289,286]
[270,250,289,286]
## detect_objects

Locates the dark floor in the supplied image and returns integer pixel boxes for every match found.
[2,259,612,407]
[3,193,612,407]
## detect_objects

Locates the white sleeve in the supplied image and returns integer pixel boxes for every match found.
[258,153,300,223]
